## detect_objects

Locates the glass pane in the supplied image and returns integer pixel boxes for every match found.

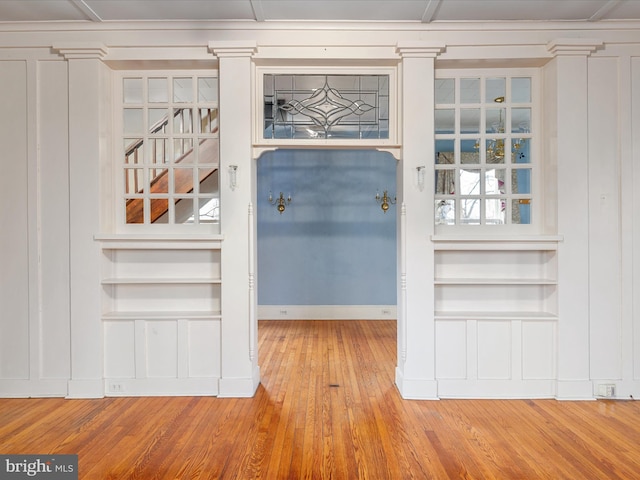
[512,108,531,136]
[123,78,142,104]
[486,138,507,163]
[274,75,293,91]
[149,168,169,194]
[198,168,217,194]
[435,199,455,225]
[148,78,168,103]
[435,109,455,133]
[174,167,194,194]
[199,108,218,134]
[513,168,531,194]
[460,78,480,103]
[174,197,194,224]
[197,198,220,224]
[173,77,193,103]
[126,198,144,224]
[513,139,529,163]
[149,138,168,165]
[486,198,506,224]
[512,77,531,103]
[124,139,142,165]
[460,199,480,224]
[513,199,531,224]
[436,139,455,163]
[196,138,218,164]
[264,74,389,140]
[461,139,478,164]
[151,198,169,224]
[174,139,194,162]
[198,77,218,102]
[486,77,506,103]
[460,108,480,134]
[125,168,143,194]
[435,169,455,194]
[486,108,505,133]
[435,78,454,104]
[174,108,193,134]
[123,108,143,135]
[149,109,168,134]
[460,169,481,195]
[486,168,505,194]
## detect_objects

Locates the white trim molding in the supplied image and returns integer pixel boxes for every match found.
[258,305,397,320]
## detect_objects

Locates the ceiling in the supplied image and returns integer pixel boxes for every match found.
[0,0,639,23]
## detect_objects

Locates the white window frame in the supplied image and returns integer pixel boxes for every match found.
[434,68,541,234]
[113,70,220,233]
[254,66,399,150]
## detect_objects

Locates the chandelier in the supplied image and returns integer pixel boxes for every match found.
[476,96,527,162]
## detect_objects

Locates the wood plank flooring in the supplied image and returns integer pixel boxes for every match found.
[2,320,640,478]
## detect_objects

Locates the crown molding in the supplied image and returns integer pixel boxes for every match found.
[52,42,108,59]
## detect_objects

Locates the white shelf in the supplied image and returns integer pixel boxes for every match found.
[431,235,562,251]
[99,237,223,324]
[102,310,222,321]
[435,311,558,321]
[435,278,557,285]
[95,233,223,250]
[102,277,222,285]
[433,237,559,323]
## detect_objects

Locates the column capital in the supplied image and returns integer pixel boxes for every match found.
[396,42,445,58]
[547,38,603,57]
[52,42,108,60]
[209,41,257,58]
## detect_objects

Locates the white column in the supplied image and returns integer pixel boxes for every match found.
[395,43,444,399]
[546,39,602,399]
[53,44,110,398]
[210,42,260,397]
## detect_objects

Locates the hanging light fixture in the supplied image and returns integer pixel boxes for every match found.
[268,191,292,214]
[375,190,396,213]
[476,96,527,162]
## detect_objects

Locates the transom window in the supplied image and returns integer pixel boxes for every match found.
[118,72,220,228]
[263,74,390,140]
[435,71,536,227]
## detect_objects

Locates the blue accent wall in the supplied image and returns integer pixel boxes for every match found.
[257,149,397,305]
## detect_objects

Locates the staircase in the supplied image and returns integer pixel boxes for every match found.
[125,109,219,224]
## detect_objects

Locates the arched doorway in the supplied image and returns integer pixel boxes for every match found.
[254,148,398,386]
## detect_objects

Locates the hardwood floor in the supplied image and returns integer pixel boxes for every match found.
[2,320,640,479]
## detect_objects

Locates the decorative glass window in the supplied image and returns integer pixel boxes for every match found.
[263,74,389,140]
[435,72,535,227]
[119,72,219,227]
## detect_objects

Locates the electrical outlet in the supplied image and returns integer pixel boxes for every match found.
[279,309,288,316]
[597,384,615,398]
[381,309,391,316]
[109,383,124,393]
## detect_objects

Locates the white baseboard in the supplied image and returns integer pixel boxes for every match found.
[67,379,105,398]
[556,380,595,400]
[0,379,69,398]
[258,305,397,320]
[395,368,439,400]
[103,377,219,397]
[437,379,556,399]
[218,366,261,398]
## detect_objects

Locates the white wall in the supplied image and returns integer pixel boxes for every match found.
[1,21,639,399]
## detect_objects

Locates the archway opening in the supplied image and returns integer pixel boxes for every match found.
[255,148,398,383]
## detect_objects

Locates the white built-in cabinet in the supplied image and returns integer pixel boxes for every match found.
[433,235,561,398]
[97,234,223,396]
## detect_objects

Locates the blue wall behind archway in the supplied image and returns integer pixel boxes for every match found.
[257,149,397,306]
